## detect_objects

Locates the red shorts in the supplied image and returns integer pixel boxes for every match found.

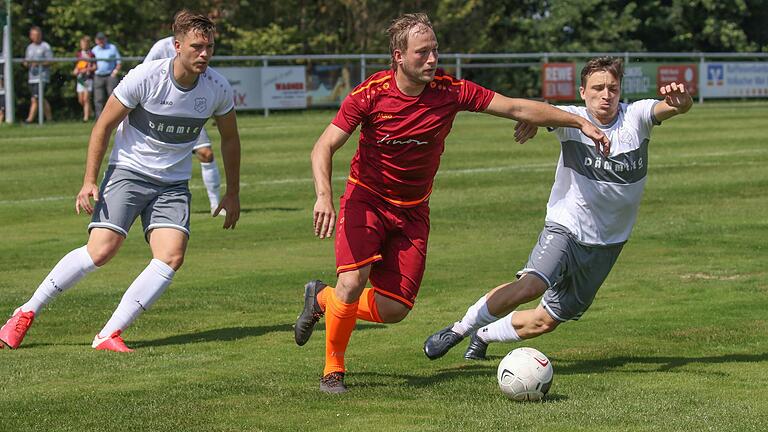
[335,183,430,309]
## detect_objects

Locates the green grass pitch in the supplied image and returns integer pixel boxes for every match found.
[0,102,766,431]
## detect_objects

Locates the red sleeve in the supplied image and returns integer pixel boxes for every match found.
[457,79,495,112]
[331,92,369,134]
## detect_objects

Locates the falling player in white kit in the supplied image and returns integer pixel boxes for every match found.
[0,10,241,352]
[424,56,693,361]
[145,33,223,215]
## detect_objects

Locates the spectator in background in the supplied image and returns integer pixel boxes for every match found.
[23,26,53,123]
[91,31,121,118]
[74,35,96,122]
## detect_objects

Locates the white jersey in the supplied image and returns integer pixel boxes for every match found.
[111,58,234,182]
[144,36,176,63]
[547,100,660,245]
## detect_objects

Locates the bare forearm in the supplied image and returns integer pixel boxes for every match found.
[311,144,334,201]
[486,94,586,129]
[220,137,241,195]
[511,99,586,128]
[83,127,111,184]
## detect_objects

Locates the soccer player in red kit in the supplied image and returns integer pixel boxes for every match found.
[295,13,610,393]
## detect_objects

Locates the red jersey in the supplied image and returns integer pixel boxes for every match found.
[332,69,495,207]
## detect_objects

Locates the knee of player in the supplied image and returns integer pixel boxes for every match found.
[156,254,184,271]
[88,248,114,267]
[86,240,122,267]
[195,148,214,163]
[532,315,559,335]
[334,281,366,303]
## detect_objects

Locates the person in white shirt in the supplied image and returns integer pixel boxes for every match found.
[424,56,693,361]
[23,26,53,123]
[0,10,241,353]
[145,35,224,215]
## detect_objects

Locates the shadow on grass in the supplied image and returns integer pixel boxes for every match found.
[555,352,768,374]
[351,352,768,390]
[131,322,386,348]
[132,324,293,348]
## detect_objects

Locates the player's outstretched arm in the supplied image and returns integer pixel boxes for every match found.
[484,93,611,156]
[215,109,241,230]
[311,124,350,239]
[654,82,693,122]
[76,95,131,215]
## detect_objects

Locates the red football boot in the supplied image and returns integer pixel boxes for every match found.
[0,308,36,349]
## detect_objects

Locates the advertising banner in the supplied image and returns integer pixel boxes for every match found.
[218,67,261,110]
[657,64,697,95]
[261,66,307,109]
[700,62,768,98]
[218,66,307,110]
[542,63,576,100]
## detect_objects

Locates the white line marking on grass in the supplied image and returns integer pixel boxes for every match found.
[0,195,69,205]
[2,152,766,206]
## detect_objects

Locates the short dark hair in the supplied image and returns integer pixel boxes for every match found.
[386,13,433,70]
[172,10,216,40]
[581,57,624,86]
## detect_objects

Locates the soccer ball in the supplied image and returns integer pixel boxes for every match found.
[497,347,553,401]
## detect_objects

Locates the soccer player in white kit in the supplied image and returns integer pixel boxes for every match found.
[424,56,693,360]
[145,35,224,215]
[0,10,241,352]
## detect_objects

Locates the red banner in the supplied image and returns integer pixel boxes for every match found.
[657,64,698,95]
[542,63,576,100]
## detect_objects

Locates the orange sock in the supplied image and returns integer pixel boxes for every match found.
[317,286,330,310]
[319,287,382,323]
[324,291,359,375]
[357,288,383,323]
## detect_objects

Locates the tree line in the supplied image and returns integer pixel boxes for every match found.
[6,0,768,119]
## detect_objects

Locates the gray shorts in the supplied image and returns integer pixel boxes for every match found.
[518,222,624,322]
[89,166,191,240]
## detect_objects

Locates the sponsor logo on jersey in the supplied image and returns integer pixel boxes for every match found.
[128,104,207,144]
[377,134,428,146]
[561,138,648,184]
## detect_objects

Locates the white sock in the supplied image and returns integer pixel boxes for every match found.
[450,295,498,336]
[98,259,175,337]
[477,312,521,343]
[200,161,221,210]
[22,246,97,315]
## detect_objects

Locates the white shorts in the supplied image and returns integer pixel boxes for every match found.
[76,79,93,93]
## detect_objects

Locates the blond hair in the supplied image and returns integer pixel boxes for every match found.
[386,13,433,70]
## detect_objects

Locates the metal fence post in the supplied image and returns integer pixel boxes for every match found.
[3,0,15,124]
[360,54,366,83]
[455,56,462,80]
[624,51,630,103]
[263,57,269,117]
[699,54,705,104]
[38,77,44,125]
